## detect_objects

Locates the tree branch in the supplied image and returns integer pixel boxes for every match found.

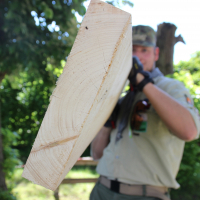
[175,34,185,44]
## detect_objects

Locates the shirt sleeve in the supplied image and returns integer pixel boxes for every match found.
[157,77,200,140]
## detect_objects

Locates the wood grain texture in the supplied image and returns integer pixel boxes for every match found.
[22,0,132,191]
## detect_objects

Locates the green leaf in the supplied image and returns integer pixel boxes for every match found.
[44,8,54,19]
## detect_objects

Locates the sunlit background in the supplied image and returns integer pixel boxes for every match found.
[79,0,200,64]
[1,1,200,200]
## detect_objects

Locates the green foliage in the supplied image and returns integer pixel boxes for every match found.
[1,72,54,162]
[1,128,20,179]
[0,188,17,200]
[169,51,200,200]
[0,0,86,168]
[9,168,98,200]
[0,0,133,78]
[7,166,99,200]
[0,0,86,82]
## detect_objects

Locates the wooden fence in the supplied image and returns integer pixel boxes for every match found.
[53,157,98,200]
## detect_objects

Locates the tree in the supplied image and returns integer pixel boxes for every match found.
[168,52,200,200]
[0,129,7,191]
[1,70,57,162]
[0,0,86,195]
[155,23,200,199]
[156,22,185,75]
[0,1,86,80]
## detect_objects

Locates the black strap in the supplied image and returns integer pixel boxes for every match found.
[115,68,163,143]
[116,90,136,143]
[142,185,146,196]
[137,77,154,91]
[110,180,120,193]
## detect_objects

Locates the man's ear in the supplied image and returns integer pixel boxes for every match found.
[154,47,159,61]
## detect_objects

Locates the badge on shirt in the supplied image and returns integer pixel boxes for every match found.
[130,99,151,135]
[185,94,193,107]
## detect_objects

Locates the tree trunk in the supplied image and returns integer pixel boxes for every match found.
[53,188,59,200]
[0,73,6,83]
[0,99,7,191]
[0,3,7,184]
[156,22,185,75]
[0,137,7,191]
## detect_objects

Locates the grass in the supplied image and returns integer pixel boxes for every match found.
[7,166,99,200]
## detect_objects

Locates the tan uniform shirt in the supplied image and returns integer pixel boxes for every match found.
[96,76,200,189]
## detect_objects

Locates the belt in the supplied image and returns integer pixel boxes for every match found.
[99,176,170,200]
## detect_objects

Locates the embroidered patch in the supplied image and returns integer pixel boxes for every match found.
[185,94,193,106]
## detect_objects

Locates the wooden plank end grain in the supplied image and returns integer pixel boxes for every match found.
[22,0,132,191]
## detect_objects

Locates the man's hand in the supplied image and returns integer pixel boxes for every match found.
[128,56,154,91]
[128,56,143,86]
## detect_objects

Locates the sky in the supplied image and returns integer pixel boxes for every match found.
[78,0,200,64]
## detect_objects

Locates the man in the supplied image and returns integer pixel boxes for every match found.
[90,25,200,200]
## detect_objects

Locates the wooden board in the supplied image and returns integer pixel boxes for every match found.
[61,178,98,184]
[22,0,132,191]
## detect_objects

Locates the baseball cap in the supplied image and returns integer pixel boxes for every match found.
[132,25,156,47]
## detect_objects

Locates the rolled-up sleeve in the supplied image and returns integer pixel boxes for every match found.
[156,77,200,139]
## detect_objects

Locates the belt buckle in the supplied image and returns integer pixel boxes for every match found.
[110,180,120,193]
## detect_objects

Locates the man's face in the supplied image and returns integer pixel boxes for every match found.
[132,45,159,72]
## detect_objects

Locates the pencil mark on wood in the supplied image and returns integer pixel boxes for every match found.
[83,69,98,91]
[97,35,107,73]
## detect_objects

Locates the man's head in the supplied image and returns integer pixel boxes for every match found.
[132,25,156,47]
[132,25,159,72]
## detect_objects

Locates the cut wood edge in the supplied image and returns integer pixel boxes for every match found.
[54,14,132,191]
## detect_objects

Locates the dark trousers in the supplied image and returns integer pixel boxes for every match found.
[90,182,163,200]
